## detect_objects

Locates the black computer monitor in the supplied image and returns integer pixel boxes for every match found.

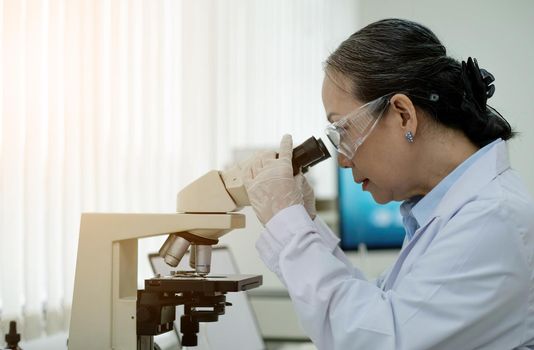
[338,167,405,250]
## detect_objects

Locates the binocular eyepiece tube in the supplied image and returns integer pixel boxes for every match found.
[291,136,331,176]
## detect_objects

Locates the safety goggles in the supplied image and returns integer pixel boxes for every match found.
[325,94,391,160]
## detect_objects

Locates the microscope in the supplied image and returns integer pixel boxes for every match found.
[68,137,330,350]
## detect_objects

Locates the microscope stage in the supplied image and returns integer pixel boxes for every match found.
[144,273,262,294]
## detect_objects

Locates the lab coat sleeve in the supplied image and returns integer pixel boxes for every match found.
[313,215,368,280]
[256,201,530,350]
[255,205,366,283]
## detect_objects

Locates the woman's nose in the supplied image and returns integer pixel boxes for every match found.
[337,153,353,168]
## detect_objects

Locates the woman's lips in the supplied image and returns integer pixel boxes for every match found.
[355,177,370,190]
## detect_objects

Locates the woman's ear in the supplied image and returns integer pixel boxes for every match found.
[389,93,418,137]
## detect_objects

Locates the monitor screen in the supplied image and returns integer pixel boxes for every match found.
[338,168,405,250]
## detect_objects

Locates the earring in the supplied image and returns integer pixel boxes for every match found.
[405,131,414,143]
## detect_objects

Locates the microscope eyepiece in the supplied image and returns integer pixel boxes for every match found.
[291,136,331,176]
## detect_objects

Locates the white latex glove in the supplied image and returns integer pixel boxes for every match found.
[237,150,277,174]
[295,173,317,220]
[243,134,304,225]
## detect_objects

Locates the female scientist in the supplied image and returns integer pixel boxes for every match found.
[243,19,534,349]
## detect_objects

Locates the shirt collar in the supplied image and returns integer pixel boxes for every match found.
[401,138,502,232]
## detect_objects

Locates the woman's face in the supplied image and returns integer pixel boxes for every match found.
[322,72,420,203]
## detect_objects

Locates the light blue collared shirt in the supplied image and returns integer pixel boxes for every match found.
[400,139,501,240]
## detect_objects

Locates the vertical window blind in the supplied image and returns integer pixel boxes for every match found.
[0,0,358,340]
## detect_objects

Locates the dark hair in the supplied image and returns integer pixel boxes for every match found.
[325,18,514,148]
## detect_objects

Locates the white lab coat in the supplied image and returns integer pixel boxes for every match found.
[256,140,534,350]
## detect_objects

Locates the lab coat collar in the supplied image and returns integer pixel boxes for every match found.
[433,139,510,220]
[407,139,501,232]
[384,140,510,290]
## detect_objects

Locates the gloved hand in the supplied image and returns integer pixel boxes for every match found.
[295,173,317,220]
[243,135,304,225]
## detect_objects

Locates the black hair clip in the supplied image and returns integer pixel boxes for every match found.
[480,67,496,98]
[461,57,495,112]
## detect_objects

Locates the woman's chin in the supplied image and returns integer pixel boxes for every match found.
[369,190,393,204]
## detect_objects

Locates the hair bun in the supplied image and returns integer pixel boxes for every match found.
[326,19,513,147]
[461,57,495,112]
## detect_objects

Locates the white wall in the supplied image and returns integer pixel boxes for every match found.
[358,0,534,194]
